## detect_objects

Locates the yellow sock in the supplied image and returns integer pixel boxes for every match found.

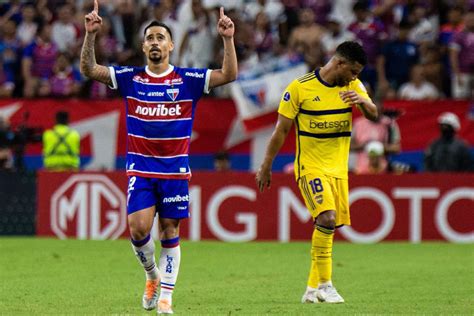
[310,225,334,286]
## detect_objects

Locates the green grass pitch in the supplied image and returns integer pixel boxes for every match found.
[1,238,473,315]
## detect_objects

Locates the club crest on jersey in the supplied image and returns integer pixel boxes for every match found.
[167,88,179,101]
[315,194,323,204]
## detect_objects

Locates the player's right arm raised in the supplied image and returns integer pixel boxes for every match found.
[80,0,111,86]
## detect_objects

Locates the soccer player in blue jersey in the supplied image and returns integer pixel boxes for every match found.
[80,1,237,314]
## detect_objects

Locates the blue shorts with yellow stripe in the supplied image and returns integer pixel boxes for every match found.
[298,173,350,226]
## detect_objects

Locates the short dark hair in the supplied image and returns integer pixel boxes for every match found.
[56,111,69,125]
[335,41,367,66]
[143,21,173,40]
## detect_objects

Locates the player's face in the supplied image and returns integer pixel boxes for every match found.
[142,26,174,63]
[335,59,363,87]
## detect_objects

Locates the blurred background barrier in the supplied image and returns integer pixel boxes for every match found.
[0,171,36,235]
[0,98,473,172]
[35,171,474,243]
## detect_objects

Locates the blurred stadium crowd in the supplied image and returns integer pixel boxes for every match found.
[0,0,473,101]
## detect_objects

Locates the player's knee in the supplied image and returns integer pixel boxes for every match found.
[129,221,151,241]
[160,226,179,240]
[315,211,336,229]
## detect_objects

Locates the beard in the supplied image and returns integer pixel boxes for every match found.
[148,50,162,63]
[149,55,162,63]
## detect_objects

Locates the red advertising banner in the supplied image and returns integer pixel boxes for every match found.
[1,99,472,160]
[37,171,474,243]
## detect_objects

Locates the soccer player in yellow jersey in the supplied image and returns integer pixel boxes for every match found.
[256,41,378,304]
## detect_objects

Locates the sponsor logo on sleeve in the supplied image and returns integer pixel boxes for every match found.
[185,71,204,78]
[116,67,134,74]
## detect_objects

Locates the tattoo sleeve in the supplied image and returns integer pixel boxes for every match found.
[80,33,112,86]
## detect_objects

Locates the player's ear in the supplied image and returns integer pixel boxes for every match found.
[168,40,174,52]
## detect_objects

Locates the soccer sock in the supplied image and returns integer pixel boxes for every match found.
[313,225,335,285]
[131,234,159,280]
[307,228,321,289]
[158,237,181,305]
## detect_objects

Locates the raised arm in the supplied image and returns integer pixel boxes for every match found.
[80,0,111,86]
[255,114,293,192]
[209,7,238,89]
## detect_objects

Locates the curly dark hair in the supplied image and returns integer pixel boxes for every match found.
[335,41,367,66]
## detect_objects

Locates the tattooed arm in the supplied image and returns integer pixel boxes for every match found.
[80,0,111,85]
[209,7,238,88]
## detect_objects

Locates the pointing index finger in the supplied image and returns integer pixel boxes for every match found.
[220,7,224,19]
[93,0,99,13]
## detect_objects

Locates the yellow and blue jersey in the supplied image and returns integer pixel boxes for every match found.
[278,69,371,180]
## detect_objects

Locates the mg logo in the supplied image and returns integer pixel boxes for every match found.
[51,174,127,240]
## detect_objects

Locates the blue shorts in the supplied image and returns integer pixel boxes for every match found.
[127,176,190,219]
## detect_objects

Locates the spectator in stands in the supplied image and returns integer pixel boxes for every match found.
[288,7,325,69]
[51,4,79,53]
[351,103,401,174]
[0,116,14,170]
[348,0,387,93]
[301,0,332,26]
[449,10,474,99]
[178,0,214,68]
[0,19,22,89]
[0,55,15,98]
[357,140,388,174]
[95,16,132,65]
[244,0,285,28]
[252,11,277,60]
[214,150,231,171]
[398,64,440,100]
[407,4,438,50]
[48,53,82,98]
[424,112,473,172]
[439,6,464,49]
[22,24,58,98]
[421,44,446,95]
[377,20,419,99]
[321,14,355,62]
[42,111,80,171]
[16,4,39,47]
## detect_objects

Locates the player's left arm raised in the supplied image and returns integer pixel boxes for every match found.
[209,7,238,89]
[340,90,378,121]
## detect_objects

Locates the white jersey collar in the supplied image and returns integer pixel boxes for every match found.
[145,65,174,78]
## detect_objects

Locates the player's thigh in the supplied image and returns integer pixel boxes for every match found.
[127,176,159,236]
[127,176,158,214]
[156,179,190,220]
[334,177,350,226]
[298,173,336,219]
